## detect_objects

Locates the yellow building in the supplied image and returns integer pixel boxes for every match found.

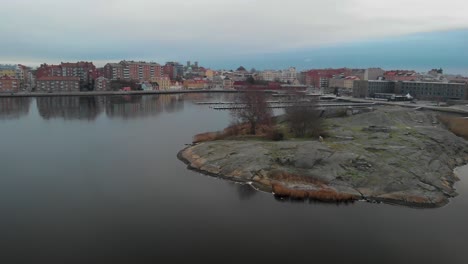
[151,77,171,90]
[0,68,16,78]
[183,79,207,89]
[205,69,214,80]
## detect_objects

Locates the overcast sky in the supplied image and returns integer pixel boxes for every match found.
[1,0,467,72]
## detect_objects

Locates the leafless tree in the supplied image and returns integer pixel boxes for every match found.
[285,98,322,138]
[231,91,272,135]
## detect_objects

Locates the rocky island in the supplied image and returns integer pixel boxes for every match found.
[178,106,468,208]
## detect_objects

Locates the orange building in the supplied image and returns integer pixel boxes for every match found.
[183,79,208,89]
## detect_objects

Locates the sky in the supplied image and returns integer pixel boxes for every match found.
[1,0,467,74]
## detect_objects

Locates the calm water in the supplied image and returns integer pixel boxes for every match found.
[0,94,467,264]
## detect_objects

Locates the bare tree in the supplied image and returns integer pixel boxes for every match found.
[285,99,322,138]
[231,91,272,135]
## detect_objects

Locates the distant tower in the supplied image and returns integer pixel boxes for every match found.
[187,61,191,67]
[194,61,199,68]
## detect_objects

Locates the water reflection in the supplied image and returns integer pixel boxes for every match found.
[0,97,31,120]
[1,93,468,264]
[235,183,258,200]
[33,94,189,121]
[105,95,184,119]
[37,97,103,120]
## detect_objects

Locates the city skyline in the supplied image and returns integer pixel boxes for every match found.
[1,0,468,74]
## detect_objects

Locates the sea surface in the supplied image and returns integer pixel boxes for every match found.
[0,94,467,264]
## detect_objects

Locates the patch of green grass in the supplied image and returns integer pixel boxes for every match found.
[327,142,346,151]
[340,169,365,181]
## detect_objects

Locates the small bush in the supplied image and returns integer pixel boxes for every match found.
[266,128,284,141]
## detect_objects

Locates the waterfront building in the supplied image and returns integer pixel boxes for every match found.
[163,62,176,80]
[395,81,468,100]
[94,76,111,91]
[104,61,162,81]
[36,76,80,92]
[212,76,233,90]
[0,64,34,91]
[36,62,97,90]
[0,75,20,92]
[0,65,17,78]
[104,63,128,80]
[151,76,171,90]
[37,62,97,81]
[353,80,468,100]
[183,79,208,89]
[124,61,162,81]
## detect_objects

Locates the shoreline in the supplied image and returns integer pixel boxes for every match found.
[177,145,454,209]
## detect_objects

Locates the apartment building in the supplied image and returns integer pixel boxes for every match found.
[353,80,468,100]
[353,80,395,98]
[36,62,97,90]
[36,76,80,92]
[104,61,162,81]
[395,81,468,100]
[0,75,19,92]
[303,68,351,88]
[364,68,385,80]
[151,76,171,90]
[94,76,111,91]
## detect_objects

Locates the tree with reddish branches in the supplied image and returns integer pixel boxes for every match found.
[231,91,272,135]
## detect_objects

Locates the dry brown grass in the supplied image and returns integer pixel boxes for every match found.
[272,183,357,202]
[193,132,221,143]
[438,116,468,139]
[268,171,327,186]
[193,123,274,143]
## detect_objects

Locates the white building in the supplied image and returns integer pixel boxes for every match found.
[364,68,385,80]
[281,67,297,83]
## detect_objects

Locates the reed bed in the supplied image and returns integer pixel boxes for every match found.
[268,171,326,186]
[438,116,468,139]
[272,183,357,202]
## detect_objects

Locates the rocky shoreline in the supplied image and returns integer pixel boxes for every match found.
[178,106,468,208]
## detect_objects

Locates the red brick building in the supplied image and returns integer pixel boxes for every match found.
[36,64,62,79]
[36,76,80,92]
[104,63,127,80]
[104,61,163,81]
[36,62,97,90]
[94,76,111,91]
[0,75,20,92]
[163,63,175,80]
[303,68,352,88]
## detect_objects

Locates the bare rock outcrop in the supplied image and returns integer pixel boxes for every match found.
[178,106,468,208]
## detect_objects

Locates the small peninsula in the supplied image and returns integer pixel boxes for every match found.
[178,105,468,208]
